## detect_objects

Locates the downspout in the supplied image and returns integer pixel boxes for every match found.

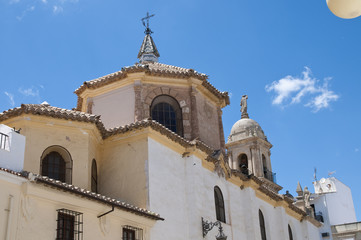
[5,194,14,240]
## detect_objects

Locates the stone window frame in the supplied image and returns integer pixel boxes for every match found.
[40,145,73,184]
[150,95,184,136]
[143,87,191,139]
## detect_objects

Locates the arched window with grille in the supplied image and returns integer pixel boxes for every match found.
[259,210,267,240]
[91,159,98,193]
[40,146,72,184]
[150,95,183,136]
[42,152,66,182]
[214,186,226,223]
[288,224,293,240]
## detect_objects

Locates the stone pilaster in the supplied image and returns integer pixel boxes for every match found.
[190,87,199,140]
[134,80,143,121]
[217,107,226,151]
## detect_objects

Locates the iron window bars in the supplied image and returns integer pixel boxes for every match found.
[122,225,143,240]
[56,209,83,240]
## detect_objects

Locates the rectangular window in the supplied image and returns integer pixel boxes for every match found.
[0,133,9,151]
[56,209,83,240]
[122,225,143,240]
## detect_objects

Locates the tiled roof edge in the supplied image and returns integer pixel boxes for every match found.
[0,168,163,221]
[74,63,229,104]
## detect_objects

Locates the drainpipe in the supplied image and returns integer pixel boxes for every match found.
[5,194,14,240]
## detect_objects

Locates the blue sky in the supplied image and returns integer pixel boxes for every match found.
[1,0,361,219]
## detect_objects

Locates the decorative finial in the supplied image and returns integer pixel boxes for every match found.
[138,12,159,63]
[141,12,155,35]
[240,95,249,119]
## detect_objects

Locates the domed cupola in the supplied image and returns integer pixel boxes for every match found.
[228,118,267,143]
[226,95,281,192]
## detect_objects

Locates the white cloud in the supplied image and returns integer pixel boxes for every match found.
[18,87,39,97]
[4,92,15,107]
[16,5,35,21]
[53,5,63,14]
[10,0,78,19]
[265,67,339,112]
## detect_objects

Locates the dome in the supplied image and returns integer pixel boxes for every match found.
[227,118,267,143]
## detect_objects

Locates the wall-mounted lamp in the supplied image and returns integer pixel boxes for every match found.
[202,217,227,240]
[326,0,361,19]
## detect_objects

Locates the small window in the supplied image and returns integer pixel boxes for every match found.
[0,132,9,150]
[288,224,293,240]
[259,210,267,240]
[56,209,83,240]
[214,186,226,223]
[41,146,72,184]
[122,225,143,240]
[91,159,98,193]
[42,152,66,182]
[150,95,183,136]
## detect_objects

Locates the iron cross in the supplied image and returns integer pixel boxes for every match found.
[141,12,155,29]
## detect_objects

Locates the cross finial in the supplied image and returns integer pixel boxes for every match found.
[141,12,155,35]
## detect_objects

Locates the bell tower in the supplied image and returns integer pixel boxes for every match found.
[226,95,282,192]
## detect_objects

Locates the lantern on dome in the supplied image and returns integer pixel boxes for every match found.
[326,0,361,19]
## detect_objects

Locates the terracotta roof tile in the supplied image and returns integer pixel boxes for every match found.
[0,104,213,155]
[74,62,229,103]
[0,168,163,220]
[0,104,107,133]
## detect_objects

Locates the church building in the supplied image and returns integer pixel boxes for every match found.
[0,16,321,240]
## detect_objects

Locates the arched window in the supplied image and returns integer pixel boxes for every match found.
[238,153,248,175]
[42,152,66,182]
[40,146,72,184]
[288,224,293,240]
[214,186,226,223]
[91,159,98,193]
[259,210,267,240]
[150,95,183,136]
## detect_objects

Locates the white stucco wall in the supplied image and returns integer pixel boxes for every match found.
[0,171,155,240]
[327,179,357,225]
[147,137,320,240]
[0,124,25,172]
[312,177,357,239]
[91,84,135,128]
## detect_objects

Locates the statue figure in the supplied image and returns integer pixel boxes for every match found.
[303,186,311,208]
[240,95,249,118]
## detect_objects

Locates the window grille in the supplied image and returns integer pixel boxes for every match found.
[42,152,66,182]
[122,225,143,240]
[56,209,83,240]
[0,133,9,150]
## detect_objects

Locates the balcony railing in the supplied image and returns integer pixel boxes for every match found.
[0,132,9,150]
[264,168,277,183]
